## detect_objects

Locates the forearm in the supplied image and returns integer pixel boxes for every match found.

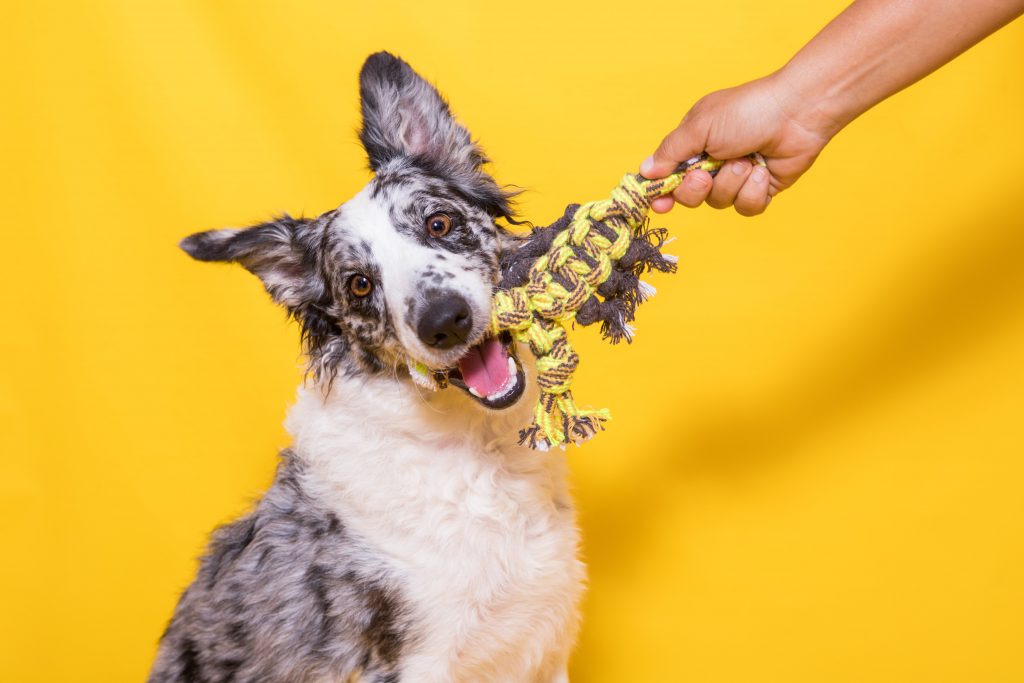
[776,0,1024,137]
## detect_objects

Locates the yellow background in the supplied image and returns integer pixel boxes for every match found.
[3,1,1023,681]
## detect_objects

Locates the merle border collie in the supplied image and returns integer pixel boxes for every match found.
[148,53,584,683]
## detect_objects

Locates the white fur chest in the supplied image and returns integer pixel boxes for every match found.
[287,377,585,682]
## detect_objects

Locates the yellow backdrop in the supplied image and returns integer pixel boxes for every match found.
[3,1,1023,681]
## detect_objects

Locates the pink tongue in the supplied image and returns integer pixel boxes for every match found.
[458,337,510,397]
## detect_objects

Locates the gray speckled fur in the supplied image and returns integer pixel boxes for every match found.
[149,452,411,683]
[156,51,524,683]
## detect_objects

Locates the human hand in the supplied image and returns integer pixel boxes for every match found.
[640,74,836,216]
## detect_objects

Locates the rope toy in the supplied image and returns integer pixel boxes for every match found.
[411,152,764,450]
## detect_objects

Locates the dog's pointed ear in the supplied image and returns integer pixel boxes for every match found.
[180,215,325,310]
[358,52,514,220]
[358,51,479,173]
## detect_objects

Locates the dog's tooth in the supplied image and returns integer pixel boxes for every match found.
[507,357,516,375]
[468,386,482,398]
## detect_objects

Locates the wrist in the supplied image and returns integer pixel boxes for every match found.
[769,63,857,143]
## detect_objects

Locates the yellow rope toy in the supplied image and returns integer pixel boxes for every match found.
[412,153,763,450]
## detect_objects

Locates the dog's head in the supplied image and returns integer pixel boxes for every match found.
[181,52,528,409]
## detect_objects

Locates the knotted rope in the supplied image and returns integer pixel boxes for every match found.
[490,153,764,450]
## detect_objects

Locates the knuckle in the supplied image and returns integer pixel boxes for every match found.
[664,135,685,156]
[673,188,702,209]
[708,185,738,207]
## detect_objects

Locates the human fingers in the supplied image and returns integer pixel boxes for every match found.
[641,109,708,179]
[705,158,752,209]
[650,196,675,214]
[733,165,772,216]
[668,168,714,208]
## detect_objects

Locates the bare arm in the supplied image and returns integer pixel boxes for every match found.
[641,0,1024,216]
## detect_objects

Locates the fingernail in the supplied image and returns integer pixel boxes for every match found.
[731,161,750,176]
[752,166,768,183]
[640,156,655,176]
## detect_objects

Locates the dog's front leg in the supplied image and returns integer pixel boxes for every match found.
[545,669,570,683]
[537,651,571,683]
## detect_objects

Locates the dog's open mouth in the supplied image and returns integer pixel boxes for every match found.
[447,332,527,410]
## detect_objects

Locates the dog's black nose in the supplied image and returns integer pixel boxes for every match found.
[417,295,473,349]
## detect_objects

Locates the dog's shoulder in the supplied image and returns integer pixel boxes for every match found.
[149,451,412,683]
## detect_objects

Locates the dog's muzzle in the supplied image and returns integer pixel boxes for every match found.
[407,331,527,410]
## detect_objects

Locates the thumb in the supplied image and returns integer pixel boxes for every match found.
[641,115,708,179]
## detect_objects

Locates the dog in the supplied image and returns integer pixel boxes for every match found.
[148,53,584,683]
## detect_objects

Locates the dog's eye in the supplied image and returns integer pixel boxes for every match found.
[349,274,373,298]
[425,212,453,238]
